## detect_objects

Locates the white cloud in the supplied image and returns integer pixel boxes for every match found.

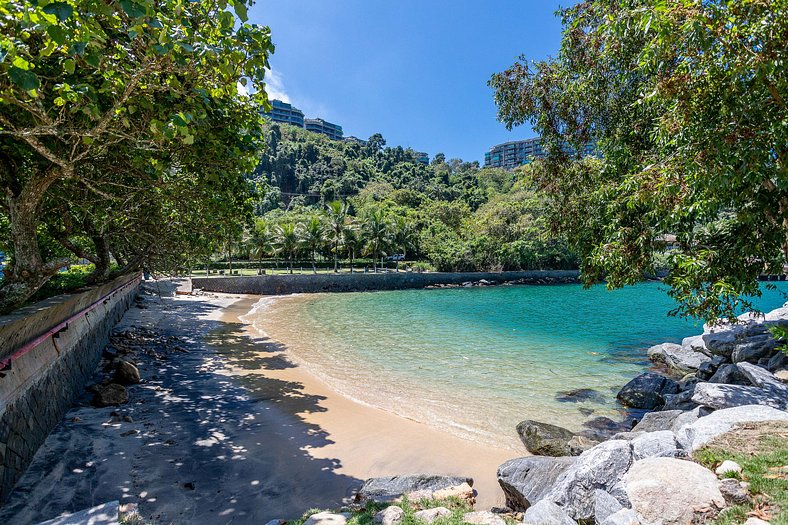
[265,68,290,103]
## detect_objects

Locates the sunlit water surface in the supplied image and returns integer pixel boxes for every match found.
[244,282,788,448]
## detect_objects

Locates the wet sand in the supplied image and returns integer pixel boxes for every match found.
[220,297,517,510]
[0,283,517,525]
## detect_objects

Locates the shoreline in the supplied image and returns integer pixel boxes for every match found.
[219,294,516,510]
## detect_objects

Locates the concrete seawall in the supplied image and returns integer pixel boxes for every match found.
[0,273,141,504]
[192,270,580,295]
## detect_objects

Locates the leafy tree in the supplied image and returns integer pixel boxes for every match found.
[301,215,326,273]
[362,209,391,272]
[325,200,349,272]
[0,0,273,311]
[342,222,363,273]
[274,223,300,274]
[391,216,417,271]
[490,0,788,321]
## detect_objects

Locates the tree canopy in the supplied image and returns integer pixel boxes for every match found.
[490,0,788,321]
[0,0,274,312]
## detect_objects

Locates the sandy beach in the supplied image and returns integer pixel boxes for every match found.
[0,282,517,525]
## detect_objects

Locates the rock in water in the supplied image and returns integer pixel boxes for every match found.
[462,511,506,525]
[648,342,709,375]
[675,404,788,452]
[522,499,577,525]
[496,456,576,511]
[623,458,724,525]
[374,506,404,525]
[516,420,576,457]
[91,384,129,407]
[304,513,351,525]
[413,508,450,523]
[631,410,684,433]
[356,475,472,503]
[546,440,634,521]
[556,388,605,404]
[114,359,141,385]
[691,382,787,410]
[616,373,678,410]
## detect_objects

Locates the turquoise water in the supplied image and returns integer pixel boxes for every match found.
[248,282,788,449]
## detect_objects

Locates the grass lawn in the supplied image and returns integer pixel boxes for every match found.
[695,421,788,525]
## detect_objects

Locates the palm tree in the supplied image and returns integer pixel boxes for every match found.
[362,209,391,272]
[342,222,363,273]
[326,200,349,272]
[249,224,275,274]
[274,223,299,274]
[391,216,417,272]
[301,216,326,274]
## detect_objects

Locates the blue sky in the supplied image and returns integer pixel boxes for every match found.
[249,1,566,163]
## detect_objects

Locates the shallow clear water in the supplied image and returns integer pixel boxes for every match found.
[247,282,788,449]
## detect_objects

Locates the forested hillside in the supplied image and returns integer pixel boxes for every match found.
[250,123,577,272]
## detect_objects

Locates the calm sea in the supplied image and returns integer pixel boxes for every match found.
[244,281,788,449]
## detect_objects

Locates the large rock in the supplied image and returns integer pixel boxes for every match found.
[669,407,702,434]
[38,501,119,525]
[691,382,787,410]
[731,335,778,364]
[648,343,709,375]
[622,458,724,525]
[374,506,404,525]
[737,362,788,395]
[675,404,788,451]
[630,431,684,460]
[632,410,684,433]
[546,440,634,520]
[356,475,473,503]
[593,489,625,523]
[496,456,576,511]
[600,509,641,525]
[522,500,577,525]
[516,420,576,457]
[113,359,141,385]
[462,511,506,525]
[91,383,129,407]
[413,508,450,523]
[304,512,351,525]
[567,435,599,456]
[617,373,678,409]
[708,364,748,385]
[661,388,699,411]
[682,335,708,353]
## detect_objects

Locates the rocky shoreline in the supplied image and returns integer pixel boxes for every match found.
[293,304,788,525]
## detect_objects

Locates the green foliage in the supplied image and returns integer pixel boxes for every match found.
[0,0,274,311]
[254,124,576,272]
[490,0,788,322]
[29,264,98,303]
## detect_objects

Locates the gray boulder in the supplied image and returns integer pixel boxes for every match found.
[648,343,709,375]
[631,431,684,460]
[661,388,699,411]
[356,475,472,503]
[709,364,748,385]
[516,420,576,457]
[691,382,787,410]
[546,440,634,520]
[696,361,716,381]
[374,506,404,525]
[523,500,577,525]
[567,435,599,456]
[623,458,724,525]
[767,351,788,372]
[718,478,751,505]
[617,373,678,409]
[600,509,641,525]
[632,410,684,432]
[496,456,576,511]
[731,334,778,364]
[114,359,141,385]
[462,511,506,525]
[682,335,708,353]
[593,490,625,524]
[737,362,788,395]
[669,407,702,434]
[675,404,788,451]
[413,508,450,523]
[91,383,128,407]
[304,512,352,525]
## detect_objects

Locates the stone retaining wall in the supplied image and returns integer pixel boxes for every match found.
[0,274,141,504]
[191,270,580,295]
